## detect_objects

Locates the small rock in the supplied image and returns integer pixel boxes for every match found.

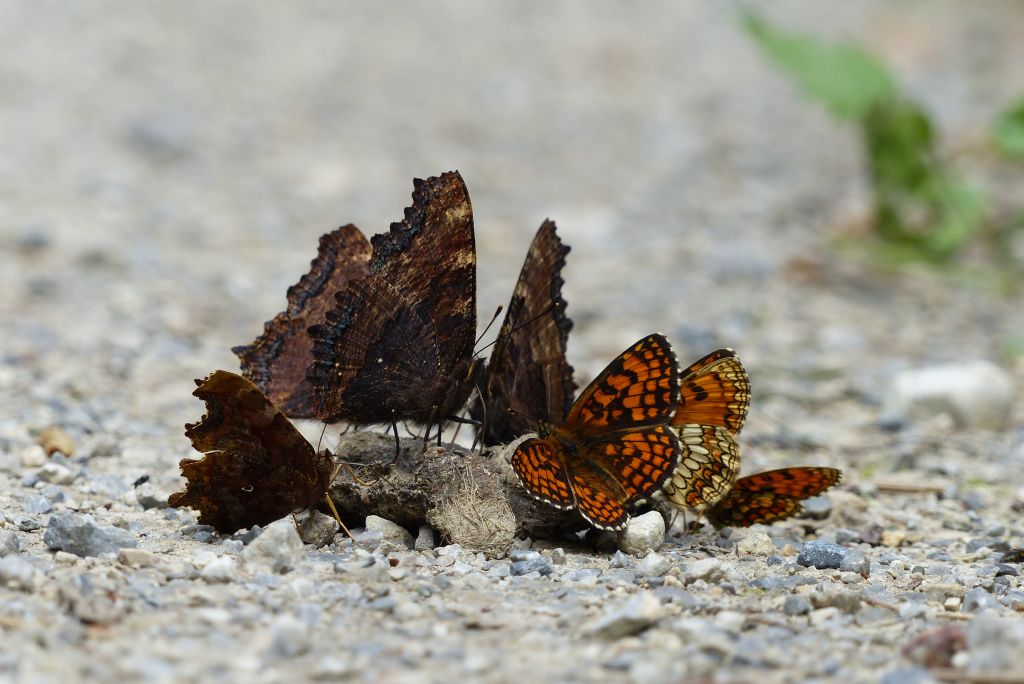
[0,556,36,591]
[58,573,125,624]
[883,361,1015,430]
[510,551,552,576]
[20,445,47,468]
[36,426,75,457]
[364,515,414,549]
[797,541,848,570]
[880,667,939,684]
[295,510,340,547]
[116,548,157,568]
[617,511,665,554]
[584,592,663,639]
[134,481,169,509]
[22,494,53,514]
[0,530,21,556]
[550,548,567,565]
[736,533,775,556]
[965,611,1024,671]
[43,511,137,557]
[201,556,239,583]
[609,550,632,568]
[902,624,966,668]
[963,588,999,613]
[784,595,812,616]
[414,525,436,551]
[354,529,384,551]
[996,564,1019,577]
[241,518,304,573]
[36,462,75,485]
[635,552,672,578]
[840,550,871,577]
[943,597,961,612]
[882,530,907,547]
[683,558,724,584]
[800,496,833,520]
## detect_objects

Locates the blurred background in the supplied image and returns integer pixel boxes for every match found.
[2,2,1022,471]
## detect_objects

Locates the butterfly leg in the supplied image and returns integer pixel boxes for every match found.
[389,417,401,464]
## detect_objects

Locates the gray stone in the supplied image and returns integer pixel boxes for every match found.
[200,556,239,583]
[241,518,304,573]
[57,573,126,624]
[797,541,848,570]
[295,510,340,547]
[584,592,663,639]
[134,481,169,509]
[354,529,384,551]
[510,551,552,576]
[550,547,567,565]
[965,611,1024,671]
[23,494,53,514]
[880,667,939,684]
[0,556,37,591]
[609,550,632,568]
[0,530,21,556]
[617,511,664,554]
[364,515,413,549]
[839,550,871,577]
[36,462,75,485]
[736,532,775,556]
[882,361,1015,430]
[683,558,724,584]
[801,496,833,520]
[635,552,672,578]
[784,595,812,616]
[962,587,999,613]
[88,474,130,499]
[43,511,136,557]
[414,525,436,551]
[995,564,1018,577]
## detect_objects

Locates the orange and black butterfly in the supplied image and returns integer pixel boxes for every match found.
[704,466,842,528]
[233,225,371,418]
[662,348,750,511]
[307,172,483,432]
[168,371,336,533]
[510,334,681,531]
[473,220,575,446]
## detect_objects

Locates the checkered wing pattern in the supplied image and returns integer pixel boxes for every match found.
[662,424,740,510]
[567,334,679,433]
[510,438,575,509]
[705,467,842,528]
[672,348,750,434]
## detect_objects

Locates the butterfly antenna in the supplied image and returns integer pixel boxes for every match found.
[475,305,504,347]
[470,382,486,455]
[316,422,329,453]
[475,303,556,356]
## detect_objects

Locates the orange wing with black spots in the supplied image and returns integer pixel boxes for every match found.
[662,424,739,510]
[509,334,682,531]
[704,467,842,528]
[672,348,750,434]
[567,334,679,432]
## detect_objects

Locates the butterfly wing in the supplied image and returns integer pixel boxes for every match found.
[308,172,478,424]
[510,437,575,510]
[704,467,842,528]
[566,334,680,434]
[233,225,371,418]
[168,371,335,533]
[475,220,575,445]
[672,348,750,435]
[662,424,740,510]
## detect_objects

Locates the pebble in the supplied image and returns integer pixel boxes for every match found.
[43,511,137,557]
[36,462,75,485]
[510,551,552,576]
[354,530,384,551]
[839,550,871,577]
[965,611,1024,671]
[798,541,849,570]
[683,558,724,584]
[20,444,47,468]
[635,552,672,578]
[962,587,999,613]
[364,515,414,549]
[414,525,436,551]
[801,496,833,520]
[882,361,1015,430]
[736,533,775,556]
[117,548,158,568]
[134,481,169,509]
[880,667,939,684]
[784,595,812,616]
[0,530,21,556]
[584,592,663,639]
[241,519,304,573]
[36,426,75,456]
[295,510,340,547]
[617,511,664,554]
[23,494,53,514]
[201,556,239,583]
[0,556,37,591]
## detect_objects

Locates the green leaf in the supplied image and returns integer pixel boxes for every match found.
[742,11,894,120]
[993,97,1024,158]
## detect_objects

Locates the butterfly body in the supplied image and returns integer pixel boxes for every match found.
[510,334,682,531]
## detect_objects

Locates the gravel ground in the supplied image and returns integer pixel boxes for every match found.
[2,2,1024,683]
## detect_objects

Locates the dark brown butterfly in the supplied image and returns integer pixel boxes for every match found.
[307,171,483,433]
[511,334,681,530]
[232,225,371,418]
[704,466,842,528]
[168,371,335,533]
[472,220,575,446]
[662,348,750,511]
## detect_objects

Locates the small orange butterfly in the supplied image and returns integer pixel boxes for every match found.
[704,467,842,528]
[510,334,681,531]
[662,348,750,511]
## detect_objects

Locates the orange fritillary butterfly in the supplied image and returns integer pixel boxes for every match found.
[662,348,750,511]
[510,334,681,531]
[704,466,842,528]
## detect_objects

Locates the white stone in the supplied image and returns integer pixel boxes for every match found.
[635,551,672,577]
[883,361,1015,430]
[20,445,47,468]
[617,511,665,554]
[200,556,238,583]
[736,532,775,556]
[364,515,414,549]
[241,518,304,573]
[683,558,724,584]
[583,592,664,639]
[36,462,75,485]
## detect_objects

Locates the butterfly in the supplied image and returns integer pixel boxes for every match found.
[472,219,576,446]
[510,334,681,531]
[662,348,750,512]
[232,225,371,418]
[704,466,842,528]
[307,171,483,436]
[168,371,336,533]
